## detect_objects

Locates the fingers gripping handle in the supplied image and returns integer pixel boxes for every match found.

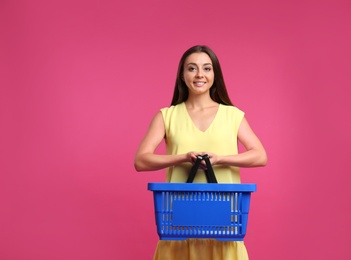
[186,154,218,183]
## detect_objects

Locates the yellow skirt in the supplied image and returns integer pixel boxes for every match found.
[154,239,248,260]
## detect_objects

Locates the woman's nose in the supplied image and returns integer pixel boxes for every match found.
[196,70,204,77]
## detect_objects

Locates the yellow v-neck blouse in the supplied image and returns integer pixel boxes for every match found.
[161,102,245,183]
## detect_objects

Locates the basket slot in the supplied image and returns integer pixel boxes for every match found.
[161,192,173,222]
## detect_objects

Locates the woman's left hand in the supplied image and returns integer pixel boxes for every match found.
[199,152,219,169]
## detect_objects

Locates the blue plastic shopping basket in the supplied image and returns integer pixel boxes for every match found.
[148,183,256,241]
[148,155,256,241]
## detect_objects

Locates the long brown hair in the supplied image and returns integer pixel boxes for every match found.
[171,45,233,106]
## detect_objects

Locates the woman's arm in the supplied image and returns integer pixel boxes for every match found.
[210,117,267,167]
[134,111,193,171]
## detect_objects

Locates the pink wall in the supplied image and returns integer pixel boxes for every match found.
[1,0,351,259]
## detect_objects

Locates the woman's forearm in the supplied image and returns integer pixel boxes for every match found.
[217,149,267,168]
[134,153,188,172]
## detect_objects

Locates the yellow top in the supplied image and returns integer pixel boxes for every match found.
[154,239,248,260]
[161,102,245,183]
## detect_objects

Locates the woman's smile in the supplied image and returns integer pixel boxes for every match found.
[194,81,206,87]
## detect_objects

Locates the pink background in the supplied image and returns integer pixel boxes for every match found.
[1,0,351,259]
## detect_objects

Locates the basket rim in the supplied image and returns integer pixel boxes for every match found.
[148,182,256,192]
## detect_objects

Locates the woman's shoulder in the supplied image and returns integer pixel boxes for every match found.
[160,102,184,114]
[220,104,245,115]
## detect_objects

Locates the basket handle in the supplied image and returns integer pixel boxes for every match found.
[186,154,218,183]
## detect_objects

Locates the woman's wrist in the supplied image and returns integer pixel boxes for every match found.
[216,155,224,165]
[216,155,237,166]
[182,153,190,164]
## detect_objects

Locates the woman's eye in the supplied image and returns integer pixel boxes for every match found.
[188,67,196,72]
[204,67,212,71]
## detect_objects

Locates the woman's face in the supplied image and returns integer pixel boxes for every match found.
[182,52,215,96]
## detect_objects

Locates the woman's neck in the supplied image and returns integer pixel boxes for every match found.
[185,94,217,109]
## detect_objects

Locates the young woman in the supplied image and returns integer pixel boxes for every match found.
[135,45,267,260]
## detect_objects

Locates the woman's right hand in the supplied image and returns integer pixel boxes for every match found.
[187,152,200,164]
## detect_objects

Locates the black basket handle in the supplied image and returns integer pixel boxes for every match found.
[186,154,218,183]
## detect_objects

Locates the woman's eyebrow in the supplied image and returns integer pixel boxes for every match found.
[186,62,213,66]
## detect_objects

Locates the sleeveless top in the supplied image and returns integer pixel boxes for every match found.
[160,102,245,183]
